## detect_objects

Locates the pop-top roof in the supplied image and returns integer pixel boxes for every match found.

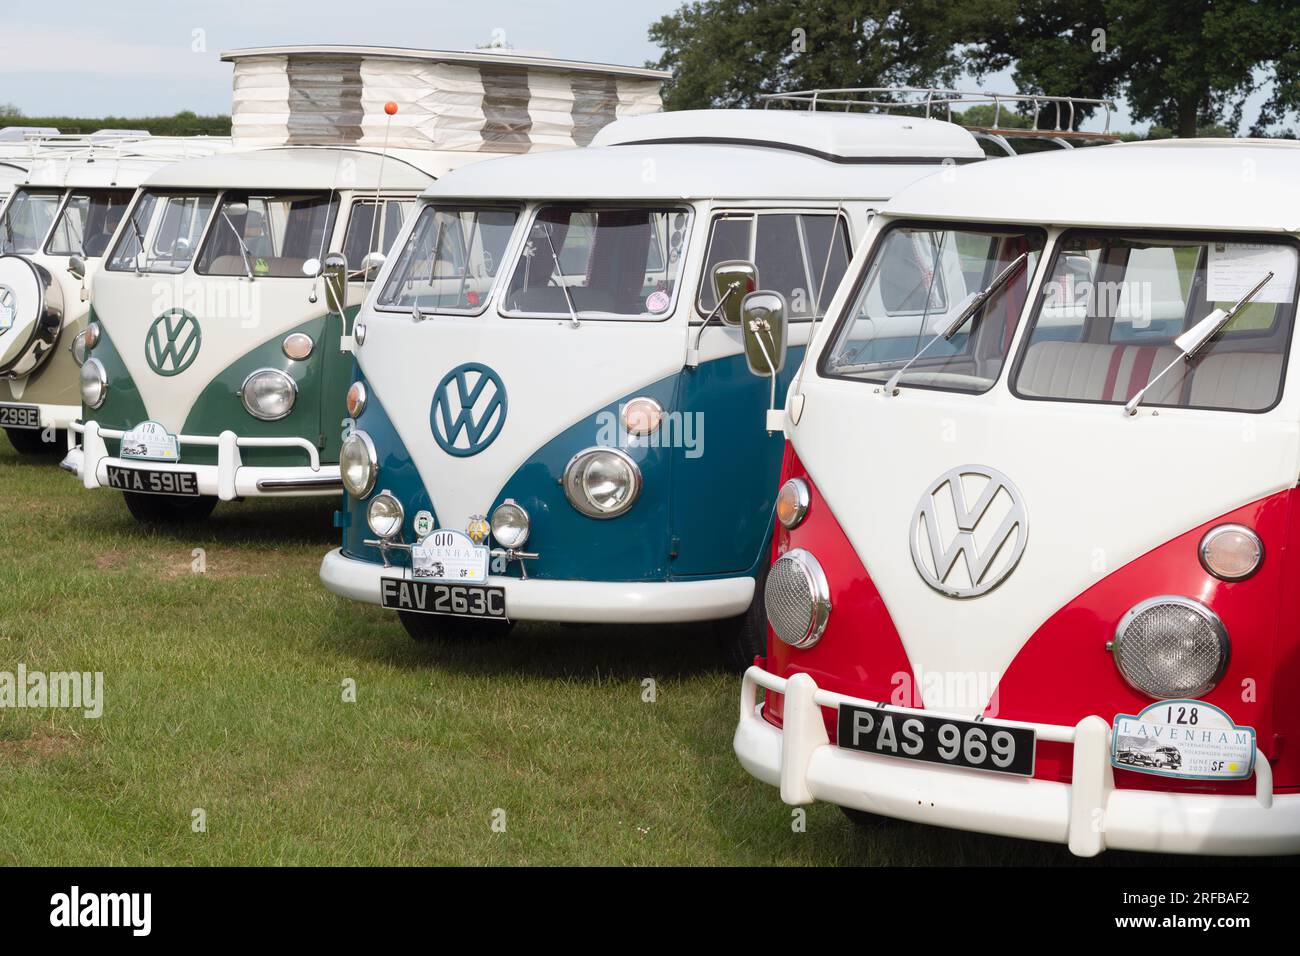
[221,45,666,154]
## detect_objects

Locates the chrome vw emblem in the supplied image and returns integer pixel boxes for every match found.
[909,465,1028,599]
[430,362,507,457]
[0,285,16,333]
[144,309,201,376]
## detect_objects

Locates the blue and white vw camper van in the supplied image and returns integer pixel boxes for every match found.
[319,105,990,665]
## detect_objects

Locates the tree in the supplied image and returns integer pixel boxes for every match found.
[648,0,980,110]
[0,103,21,119]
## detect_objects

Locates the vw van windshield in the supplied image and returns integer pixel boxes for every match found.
[501,205,690,320]
[197,192,338,278]
[0,189,62,254]
[107,192,217,274]
[45,189,133,258]
[1013,232,1299,413]
[822,222,1046,394]
[376,205,520,315]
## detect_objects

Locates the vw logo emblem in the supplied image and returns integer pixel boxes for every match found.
[145,309,201,377]
[0,285,16,333]
[430,362,507,457]
[910,465,1028,599]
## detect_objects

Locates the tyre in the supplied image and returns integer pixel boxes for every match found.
[122,491,218,524]
[399,611,515,643]
[840,806,888,828]
[5,427,64,456]
[713,562,768,673]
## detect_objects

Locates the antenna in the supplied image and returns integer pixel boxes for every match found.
[365,101,399,290]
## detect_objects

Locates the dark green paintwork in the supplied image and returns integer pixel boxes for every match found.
[81,308,149,458]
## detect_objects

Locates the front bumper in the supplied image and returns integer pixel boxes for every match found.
[736,665,1299,857]
[69,421,342,499]
[320,547,756,624]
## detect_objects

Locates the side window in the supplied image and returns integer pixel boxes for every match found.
[343,199,412,270]
[697,215,753,313]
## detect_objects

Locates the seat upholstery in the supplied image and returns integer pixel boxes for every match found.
[1019,341,1182,403]
[1188,352,1284,411]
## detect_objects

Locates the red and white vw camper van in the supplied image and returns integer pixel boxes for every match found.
[736,138,1300,856]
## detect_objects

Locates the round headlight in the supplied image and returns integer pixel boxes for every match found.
[562,447,642,519]
[366,491,404,539]
[622,396,663,436]
[1111,596,1229,699]
[776,478,810,529]
[346,381,368,418]
[491,499,530,549]
[79,358,106,409]
[240,368,297,421]
[765,548,831,649]
[282,332,314,361]
[1200,524,1263,581]
[340,430,378,498]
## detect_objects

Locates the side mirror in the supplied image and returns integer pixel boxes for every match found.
[711,260,758,326]
[302,257,322,278]
[224,201,250,219]
[67,256,86,281]
[360,251,386,280]
[740,290,788,377]
[323,252,349,315]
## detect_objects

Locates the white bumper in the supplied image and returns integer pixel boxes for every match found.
[70,421,341,499]
[0,401,80,432]
[320,547,756,624]
[736,666,1300,857]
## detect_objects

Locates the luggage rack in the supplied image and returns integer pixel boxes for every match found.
[761,88,1120,155]
[0,130,230,165]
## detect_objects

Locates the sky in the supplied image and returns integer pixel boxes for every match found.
[0,1,1265,134]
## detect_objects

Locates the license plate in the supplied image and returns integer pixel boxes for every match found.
[837,704,1036,777]
[0,404,39,429]
[380,578,506,620]
[105,464,199,497]
[1112,701,1256,781]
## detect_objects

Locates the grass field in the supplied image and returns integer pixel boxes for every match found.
[0,433,1293,867]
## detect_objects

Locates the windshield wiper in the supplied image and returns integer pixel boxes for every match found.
[1125,270,1275,416]
[883,251,1028,395]
[411,218,445,323]
[540,223,582,329]
[219,210,256,280]
[126,213,148,275]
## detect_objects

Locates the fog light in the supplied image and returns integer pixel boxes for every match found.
[765,548,831,649]
[79,358,106,409]
[562,447,642,518]
[240,368,297,421]
[490,499,530,549]
[367,491,404,539]
[346,381,368,418]
[1111,596,1229,699]
[340,430,377,498]
[72,322,100,366]
[1200,524,1262,581]
[776,478,810,529]
[621,396,663,436]
[282,332,314,360]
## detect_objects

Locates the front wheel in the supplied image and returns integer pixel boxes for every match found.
[713,564,768,673]
[399,611,515,643]
[5,427,64,456]
[840,806,889,828]
[122,491,218,524]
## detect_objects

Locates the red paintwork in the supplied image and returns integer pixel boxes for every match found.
[764,442,1300,794]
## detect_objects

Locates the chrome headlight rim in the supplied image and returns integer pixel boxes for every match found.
[80,357,107,409]
[239,367,298,422]
[765,548,831,649]
[490,498,530,549]
[1199,524,1264,582]
[562,446,643,520]
[340,430,378,499]
[366,490,404,540]
[1112,595,1230,700]
[776,477,810,530]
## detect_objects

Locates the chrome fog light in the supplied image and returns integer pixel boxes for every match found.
[366,491,404,539]
[765,548,831,649]
[71,322,100,366]
[490,499,530,549]
[340,430,378,498]
[79,358,107,409]
[1200,524,1263,581]
[1111,596,1229,699]
[562,447,642,518]
[346,381,368,418]
[775,478,810,529]
[240,368,297,421]
[621,396,663,436]
[282,332,315,361]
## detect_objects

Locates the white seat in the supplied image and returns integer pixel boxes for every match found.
[1018,341,1182,403]
[1188,352,1284,411]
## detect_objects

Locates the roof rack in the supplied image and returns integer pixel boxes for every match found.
[761,88,1120,150]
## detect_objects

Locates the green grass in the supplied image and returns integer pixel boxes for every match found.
[0,434,1292,867]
